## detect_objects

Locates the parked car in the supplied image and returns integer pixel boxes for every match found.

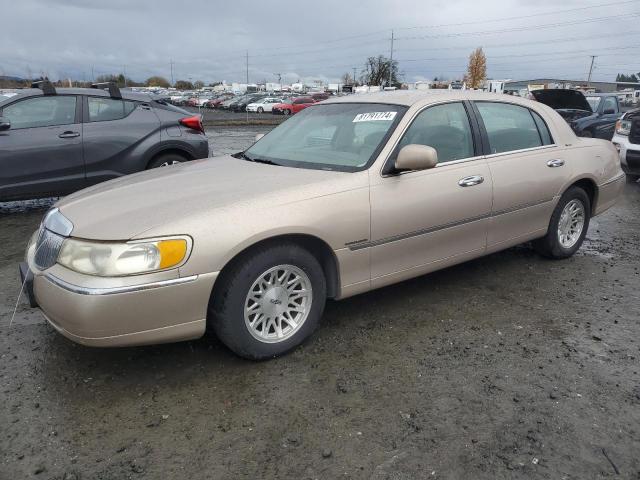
[612,108,640,180]
[20,90,624,359]
[230,94,268,112]
[0,81,209,201]
[246,97,284,113]
[272,97,316,115]
[531,89,622,139]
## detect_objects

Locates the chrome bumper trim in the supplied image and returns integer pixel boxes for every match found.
[43,273,199,296]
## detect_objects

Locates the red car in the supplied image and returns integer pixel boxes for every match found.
[272,97,315,115]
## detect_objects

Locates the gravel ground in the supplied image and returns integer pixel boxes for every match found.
[1,128,639,479]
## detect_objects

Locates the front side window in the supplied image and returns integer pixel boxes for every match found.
[244,103,407,171]
[586,96,601,111]
[2,96,77,129]
[395,102,475,163]
[88,97,136,122]
[602,97,617,113]
[476,102,543,154]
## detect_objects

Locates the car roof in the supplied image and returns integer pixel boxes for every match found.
[322,89,536,107]
[0,87,154,104]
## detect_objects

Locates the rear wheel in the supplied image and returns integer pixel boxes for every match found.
[533,186,590,259]
[147,152,187,169]
[210,243,326,360]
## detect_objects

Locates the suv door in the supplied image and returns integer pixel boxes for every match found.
[0,95,83,200]
[594,96,620,139]
[82,96,161,184]
[368,101,492,288]
[473,101,571,250]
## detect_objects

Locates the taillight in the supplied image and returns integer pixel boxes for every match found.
[180,115,204,134]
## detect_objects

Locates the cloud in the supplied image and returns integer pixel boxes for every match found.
[1,0,637,84]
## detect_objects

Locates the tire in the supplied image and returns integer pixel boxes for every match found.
[283,109,291,116]
[147,152,187,169]
[257,107,264,113]
[210,243,326,360]
[533,186,590,259]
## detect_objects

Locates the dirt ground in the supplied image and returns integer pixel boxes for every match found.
[1,129,639,479]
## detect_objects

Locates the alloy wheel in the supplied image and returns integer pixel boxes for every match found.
[557,199,585,248]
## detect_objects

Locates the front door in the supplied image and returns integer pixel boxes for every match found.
[0,95,84,200]
[368,101,492,288]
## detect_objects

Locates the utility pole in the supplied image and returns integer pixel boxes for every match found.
[123,65,127,87]
[388,29,394,87]
[245,50,249,85]
[170,59,174,86]
[587,55,596,84]
[91,65,94,83]
[352,67,357,85]
[275,73,282,93]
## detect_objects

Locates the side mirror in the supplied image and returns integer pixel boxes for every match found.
[255,133,265,141]
[0,117,10,132]
[395,144,438,171]
[603,108,615,115]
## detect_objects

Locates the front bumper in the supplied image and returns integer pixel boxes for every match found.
[26,262,218,347]
[612,133,640,175]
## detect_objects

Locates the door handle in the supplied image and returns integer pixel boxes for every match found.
[58,131,80,139]
[458,175,484,187]
[547,159,564,167]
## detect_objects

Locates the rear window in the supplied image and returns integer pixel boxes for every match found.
[476,102,543,154]
[88,97,136,122]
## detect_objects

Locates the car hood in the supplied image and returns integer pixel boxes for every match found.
[531,89,592,113]
[56,156,351,241]
[554,109,595,123]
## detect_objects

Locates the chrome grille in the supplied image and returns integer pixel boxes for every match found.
[34,228,65,270]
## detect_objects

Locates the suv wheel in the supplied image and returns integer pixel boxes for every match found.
[210,243,326,360]
[147,153,187,169]
[533,186,590,259]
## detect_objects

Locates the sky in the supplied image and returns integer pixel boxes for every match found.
[1,0,639,85]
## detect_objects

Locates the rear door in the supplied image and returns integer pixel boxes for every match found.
[81,95,161,185]
[0,94,84,200]
[473,101,571,249]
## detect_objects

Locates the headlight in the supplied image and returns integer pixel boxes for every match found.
[616,119,631,136]
[57,237,190,276]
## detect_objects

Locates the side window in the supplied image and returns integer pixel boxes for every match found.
[602,97,617,113]
[396,102,474,163]
[476,102,542,154]
[88,97,136,122]
[2,96,77,129]
[530,111,553,145]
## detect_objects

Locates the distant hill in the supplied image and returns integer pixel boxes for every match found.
[0,75,25,82]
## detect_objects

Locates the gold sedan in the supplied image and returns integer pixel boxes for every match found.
[20,90,625,359]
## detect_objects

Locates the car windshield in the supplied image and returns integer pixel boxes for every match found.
[586,96,601,111]
[243,103,407,171]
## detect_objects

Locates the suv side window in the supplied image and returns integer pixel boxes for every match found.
[476,102,542,154]
[602,97,618,114]
[88,97,136,122]
[396,102,475,163]
[2,96,77,129]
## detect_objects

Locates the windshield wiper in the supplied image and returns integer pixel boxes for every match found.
[234,151,280,166]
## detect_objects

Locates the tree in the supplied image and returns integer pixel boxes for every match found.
[616,73,639,82]
[361,55,400,87]
[146,76,170,88]
[341,72,354,85]
[174,80,194,90]
[194,80,205,89]
[466,47,487,89]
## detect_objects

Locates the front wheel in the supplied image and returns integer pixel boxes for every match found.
[533,186,590,259]
[257,107,264,113]
[282,109,291,115]
[210,243,326,360]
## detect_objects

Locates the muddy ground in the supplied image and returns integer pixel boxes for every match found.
[1,128,639,479]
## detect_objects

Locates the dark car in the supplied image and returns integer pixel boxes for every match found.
[0,82,209,201]
[229,93,268,112]
[530,89,622,139]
